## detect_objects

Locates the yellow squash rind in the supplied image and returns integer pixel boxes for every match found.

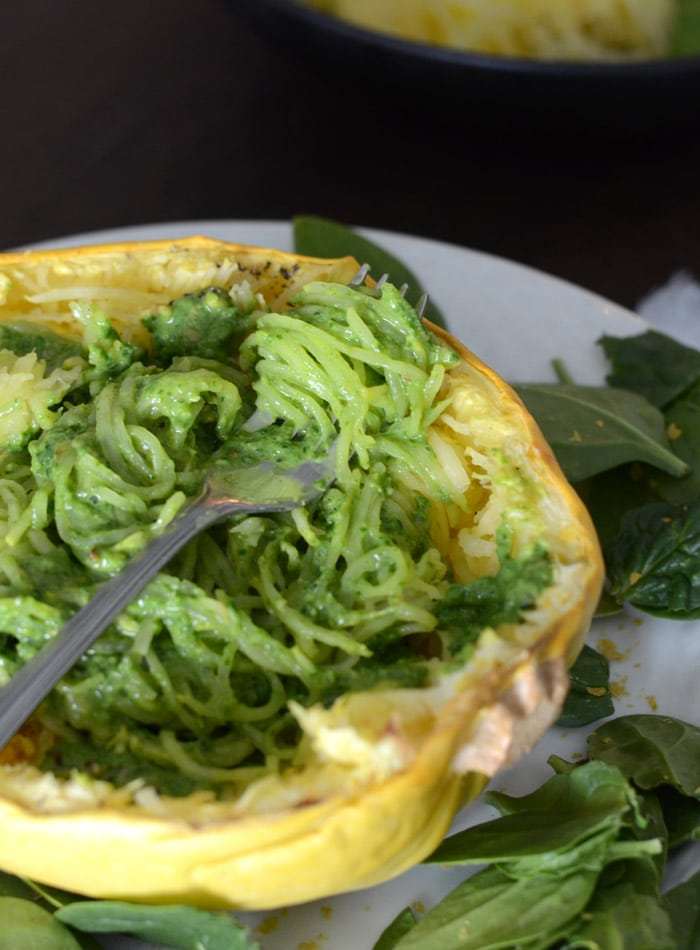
[0,238,603,908]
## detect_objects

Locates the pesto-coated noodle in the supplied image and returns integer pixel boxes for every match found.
[0,279,549,797]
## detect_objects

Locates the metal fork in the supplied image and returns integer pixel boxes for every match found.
[0,266,428,748]
[0,456,334,748]
[350,264,429,317]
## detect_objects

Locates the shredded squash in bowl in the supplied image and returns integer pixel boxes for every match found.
[0,238,603,909]
[314,0,676,60]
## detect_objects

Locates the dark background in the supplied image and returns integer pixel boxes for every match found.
[2,0,699,310]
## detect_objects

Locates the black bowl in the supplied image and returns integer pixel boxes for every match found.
[234,0,700,134]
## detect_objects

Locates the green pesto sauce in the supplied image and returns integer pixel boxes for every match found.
[0,323,83,370]
[0,282,551,795]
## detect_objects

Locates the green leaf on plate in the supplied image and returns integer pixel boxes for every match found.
[561,887,675,949]
[19,879,83,911]
[394,864,601,950]
[599,330,700,408]
[404,755,668,950]
[557,644,614,728]
[595,589,624,616]
[373,907,418,949]
[425,761,636,867]
[0,873,40,902]
[0,897,82,950]
[551,357,576,385]
[656,379,700,505]
[626,790,670,882]
[293,215,446,328]
[671,0,700,57]
[547,754,579,775]
[0,879,99,950]
[657,786,700,848]
[485,761,632,821]
[555,792,672,946]
[665,870,700,950]
[576,465,660,551]
[56,901,259,950]
[606,501,700,616]
[588,714,700,798]
[515,384,687,482]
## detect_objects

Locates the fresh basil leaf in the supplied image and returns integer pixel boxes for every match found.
[510,831,662,881]
[373,907,418,949]
[576,465,660,551]
[562,887,675,950]
[426,762,634,866]
[515,384,687,482]
[20,879,83,910]
[64,932,100,950]
[552,357,576,385]
[547,754,579,775]
[579,801,665,908]
[408,756,668,950]
[293,215,446,328]
[0,879,99,949]
[665,870,700,950]
[412,832,663,949]
[588,714,700,798]
[599,330,700,409]
[426,810,617,868]
[602,791,668,900]
[656,379,700,505]
[485,775,661,882]
[0,873,40,901]
[394,864,600,950]
[605,853,667,907]
[657,786,700,848]
[566,645,612,696]
[671,0,700,57]
[486,760,633,819]
[595,590,624,617]
[0,897,83,950]
[55,901,259,950]
[557,645,614,728]
[606,502,700,616]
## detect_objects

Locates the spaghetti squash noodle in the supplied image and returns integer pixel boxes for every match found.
[0,279,552,796]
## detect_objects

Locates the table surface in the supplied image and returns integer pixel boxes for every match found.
[2,0,700,310]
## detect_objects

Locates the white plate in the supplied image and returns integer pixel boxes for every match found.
[26,221,700,949]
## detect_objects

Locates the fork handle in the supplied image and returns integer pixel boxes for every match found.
[0,497,228,749]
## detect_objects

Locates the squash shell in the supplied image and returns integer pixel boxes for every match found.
[0,237,603,909]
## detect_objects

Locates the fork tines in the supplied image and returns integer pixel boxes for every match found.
[349,267,428,319]
[350,263,371,286]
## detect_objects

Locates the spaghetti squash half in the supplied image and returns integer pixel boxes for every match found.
[0,238,602,909]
